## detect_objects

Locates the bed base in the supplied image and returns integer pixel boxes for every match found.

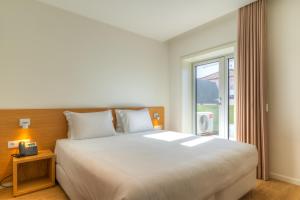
[57,164,256,200]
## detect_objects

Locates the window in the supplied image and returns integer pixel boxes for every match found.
[193,55,235,140]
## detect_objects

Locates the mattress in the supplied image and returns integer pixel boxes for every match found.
[55,130,258,200]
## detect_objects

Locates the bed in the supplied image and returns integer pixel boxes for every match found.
[55,130,258,200]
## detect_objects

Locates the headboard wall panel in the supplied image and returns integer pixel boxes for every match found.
[0,106,164,180]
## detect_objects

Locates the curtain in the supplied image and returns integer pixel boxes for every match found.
[237,0,268,180]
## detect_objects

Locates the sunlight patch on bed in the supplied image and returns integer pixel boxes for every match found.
[181,136,214,147]
[144,131,194,142]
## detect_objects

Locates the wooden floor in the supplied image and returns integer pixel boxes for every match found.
[0,186,68,200]
[242,180,300,200]
[0,179,300,199]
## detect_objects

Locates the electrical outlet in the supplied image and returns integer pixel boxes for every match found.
[7,139,30,149]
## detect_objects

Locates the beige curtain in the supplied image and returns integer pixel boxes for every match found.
[237,0,268,180]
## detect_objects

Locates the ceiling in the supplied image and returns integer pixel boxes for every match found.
[37,0,256,41]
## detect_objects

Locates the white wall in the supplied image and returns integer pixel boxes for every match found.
[268,0,300,185]
[0,0,169,126]
[167,12,237,131]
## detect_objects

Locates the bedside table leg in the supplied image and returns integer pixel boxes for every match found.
[13,161,18,196]
[50,157,55,184]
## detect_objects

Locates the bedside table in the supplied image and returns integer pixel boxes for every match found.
[12,150,55,196]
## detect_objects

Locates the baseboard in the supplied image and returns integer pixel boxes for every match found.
[270,172,300,186]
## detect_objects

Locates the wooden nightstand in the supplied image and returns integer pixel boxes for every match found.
[12,150,55,196]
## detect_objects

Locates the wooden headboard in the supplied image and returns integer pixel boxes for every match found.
[0,106,164,180]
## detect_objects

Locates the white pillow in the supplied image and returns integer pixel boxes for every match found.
[120,109,154,133]
[64,110,115,140]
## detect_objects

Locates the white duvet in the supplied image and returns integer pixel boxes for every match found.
[55,130,258,200]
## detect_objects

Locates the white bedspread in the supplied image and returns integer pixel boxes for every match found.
[55,131,258,200]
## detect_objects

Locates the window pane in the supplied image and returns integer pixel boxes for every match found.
[196,62,220,136]
[228,58,235,140]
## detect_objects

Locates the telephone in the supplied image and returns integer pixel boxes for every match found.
[12,141,38,158]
